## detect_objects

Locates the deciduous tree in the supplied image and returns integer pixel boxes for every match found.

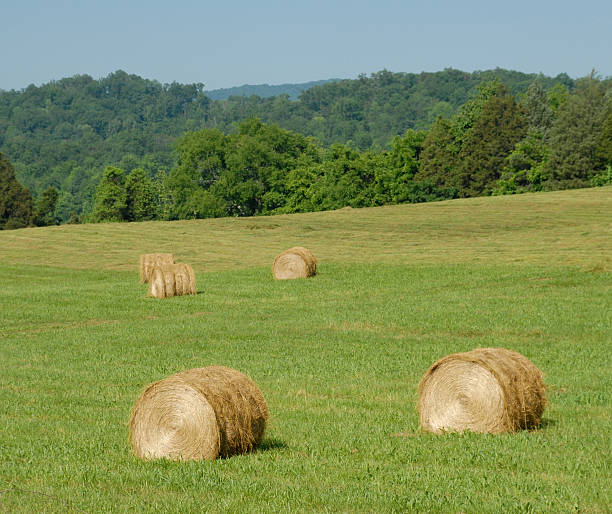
[125,168,156,221]
[91,166,127,222]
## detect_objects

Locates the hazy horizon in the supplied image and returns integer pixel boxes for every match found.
[2,1,611,92]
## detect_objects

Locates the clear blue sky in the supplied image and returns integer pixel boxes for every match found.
[1,0,611,91]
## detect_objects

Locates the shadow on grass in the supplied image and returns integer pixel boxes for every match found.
[258,437,289,452]
[538,417,556,430]
[216,437,288,461]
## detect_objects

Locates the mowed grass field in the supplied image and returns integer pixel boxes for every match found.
[0,187,610,512]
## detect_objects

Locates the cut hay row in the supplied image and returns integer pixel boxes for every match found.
[417,347,546,434]
[129,366,268,461]
[273,246,317,279]
[140,253,174,283]
[149,263,196,299]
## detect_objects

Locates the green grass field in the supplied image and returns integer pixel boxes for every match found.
[1,188,610,512]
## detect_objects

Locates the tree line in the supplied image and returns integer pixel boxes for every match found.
[1,72,610,229]
[1,68,574,223]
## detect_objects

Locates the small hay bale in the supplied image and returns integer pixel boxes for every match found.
[148,263,196,298]
[140,253,174,283]
[129,366,268,461]
[272,246,317,280]
[417,347,546,434]
[176,263,197,295]
[149,267,168,298]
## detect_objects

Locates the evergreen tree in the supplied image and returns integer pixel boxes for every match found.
[595,108,612,167]
[91,166,128,222]
[457,85,527,196]
[0,152,34,229]
[495,79,557,195]
[33,186,60,226]
[522,79,554,135]
[546,75,609,187]
[415,115,458,191]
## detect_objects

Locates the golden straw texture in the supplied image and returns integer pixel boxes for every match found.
[139,253,175,283]
[129,376,220,460]
[129,366,268,460]
[272,246,317,279]
[148,263,196,298]
[417,347,546,434]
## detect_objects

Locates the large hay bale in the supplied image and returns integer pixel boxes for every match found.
[140,253,174,283]
[417,347,546,434]
[148,263,196,298]
[129,366,268,461]
[272,246,317,280]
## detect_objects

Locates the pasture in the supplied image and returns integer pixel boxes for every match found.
[1,188,610,512]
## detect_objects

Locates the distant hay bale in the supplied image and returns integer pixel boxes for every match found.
[272,246,317,280]
[140,253,174,283]
[170,263,196,296]
[129,366,268,460]
[149,263,196,298]
[417,347,546,434]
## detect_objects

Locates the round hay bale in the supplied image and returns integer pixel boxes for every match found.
[174,266,189,296]
[129,375,220,460]
[149,267,168,298]
[148,263,196,298]
[417,347,546,434]
[174,262,196,295]
[272,246,317,280]
[129,366,268,460]
[162,267,176,297]
[140,253,174,283]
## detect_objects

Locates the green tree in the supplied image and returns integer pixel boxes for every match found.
[547,83,570,113]
[451,80,502,145]
[522,79,554,134]
[0,152,34,229]
[457,85,527,196]
[306,144,377,210]
[168,118,320,218]
[415,116,458,192]
[281,164,323,213]
[167,128,229,219]
[374,129,426,203]
[91,166,127,222]
[495,79,556,195]
[595,108,612,167]
[494,129,550,194]
[33,186,60,226]
[125,168,156,221]
[546,75,610,187]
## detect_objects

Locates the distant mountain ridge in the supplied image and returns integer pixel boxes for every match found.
[204,79,340,100]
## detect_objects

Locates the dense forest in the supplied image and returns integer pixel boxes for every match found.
[1,68,610,228]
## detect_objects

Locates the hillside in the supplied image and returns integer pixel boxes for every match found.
[1,187,610,272]
[0,67,575,217]
[1,186,610,512]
